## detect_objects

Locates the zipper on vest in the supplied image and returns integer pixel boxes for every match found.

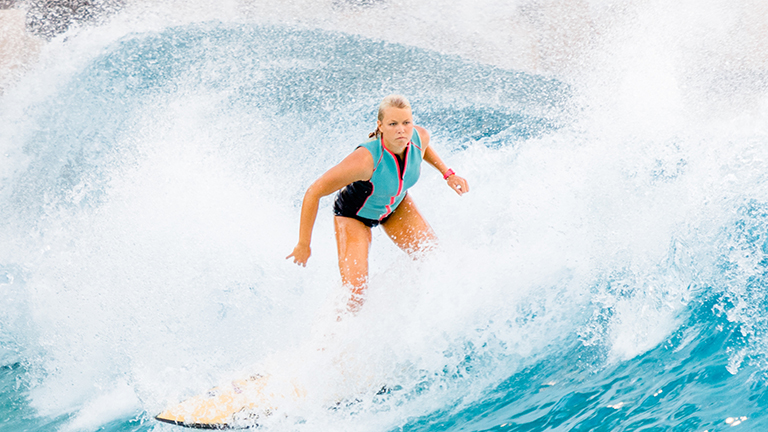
[382,142,410,218]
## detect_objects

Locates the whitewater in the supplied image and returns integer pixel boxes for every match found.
[1,0,768,431]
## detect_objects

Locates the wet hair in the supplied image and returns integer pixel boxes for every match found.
[369,94,411,138]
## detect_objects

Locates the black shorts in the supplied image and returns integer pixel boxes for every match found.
[333,181,395,228]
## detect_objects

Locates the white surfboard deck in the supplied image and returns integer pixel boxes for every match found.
[155,374,305,429]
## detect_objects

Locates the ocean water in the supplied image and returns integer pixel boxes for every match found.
[2,1,768,431]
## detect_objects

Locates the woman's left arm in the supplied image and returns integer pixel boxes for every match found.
[416,126,469,195]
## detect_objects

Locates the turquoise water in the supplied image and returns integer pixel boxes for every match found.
[2,6,768,432]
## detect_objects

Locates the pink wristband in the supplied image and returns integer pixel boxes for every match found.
[443,169,455,180]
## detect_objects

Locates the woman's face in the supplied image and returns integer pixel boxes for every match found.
[378,107,414,149]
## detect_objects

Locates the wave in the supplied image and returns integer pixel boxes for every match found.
[1,1,768,431]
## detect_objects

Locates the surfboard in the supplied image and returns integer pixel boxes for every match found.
[155,374,305,429]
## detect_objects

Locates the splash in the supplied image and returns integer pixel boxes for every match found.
[1,1,768,431]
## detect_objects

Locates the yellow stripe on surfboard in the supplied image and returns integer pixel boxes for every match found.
[155,374,306,429]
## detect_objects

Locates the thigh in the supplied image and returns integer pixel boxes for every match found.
[381,193,437,256]
[334,216,372,289]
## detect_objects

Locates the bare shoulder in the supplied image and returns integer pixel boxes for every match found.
[414,125,430,148]
[336,146,375,180]
[310,146,375,195]
[348,145,374,165]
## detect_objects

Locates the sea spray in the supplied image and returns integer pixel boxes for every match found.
[1,1,768,431]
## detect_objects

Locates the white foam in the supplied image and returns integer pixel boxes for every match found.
[2,0,768,430]
[58,381,141,432]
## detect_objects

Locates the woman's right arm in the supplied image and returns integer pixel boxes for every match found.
[286,147,374,266]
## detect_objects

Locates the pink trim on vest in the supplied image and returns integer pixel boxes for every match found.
[354,142,384,218]
[381,141,410,219]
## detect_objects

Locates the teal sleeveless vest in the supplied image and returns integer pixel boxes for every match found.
[356,129,424,220]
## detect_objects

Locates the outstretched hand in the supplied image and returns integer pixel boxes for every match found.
[447,174,469,195]
[286,244,311,267]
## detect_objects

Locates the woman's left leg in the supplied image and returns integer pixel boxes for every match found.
[381,193,437,256]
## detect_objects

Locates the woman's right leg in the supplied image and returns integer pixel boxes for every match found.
[334,216,372,312]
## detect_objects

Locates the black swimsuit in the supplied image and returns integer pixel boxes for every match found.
[333,153,407,227]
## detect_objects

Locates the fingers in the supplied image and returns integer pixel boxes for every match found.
[448,175,469,195]
[286,247,310,267]
[286,255,307,267]
[456,179,468,194]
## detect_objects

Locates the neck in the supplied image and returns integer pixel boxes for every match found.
[381,135,407,156]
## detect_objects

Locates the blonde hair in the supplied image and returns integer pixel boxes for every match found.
[369,94,411,138]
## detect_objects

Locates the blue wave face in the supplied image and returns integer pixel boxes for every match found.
[3,22,565,230]
[0,21,569,432]
[2,17,768,432]
[401,295,768,431]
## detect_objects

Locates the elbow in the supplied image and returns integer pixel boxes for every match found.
[304,183,328,203]
[303,187,319,203]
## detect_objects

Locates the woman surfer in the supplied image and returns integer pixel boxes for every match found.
[287,95,469,313]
